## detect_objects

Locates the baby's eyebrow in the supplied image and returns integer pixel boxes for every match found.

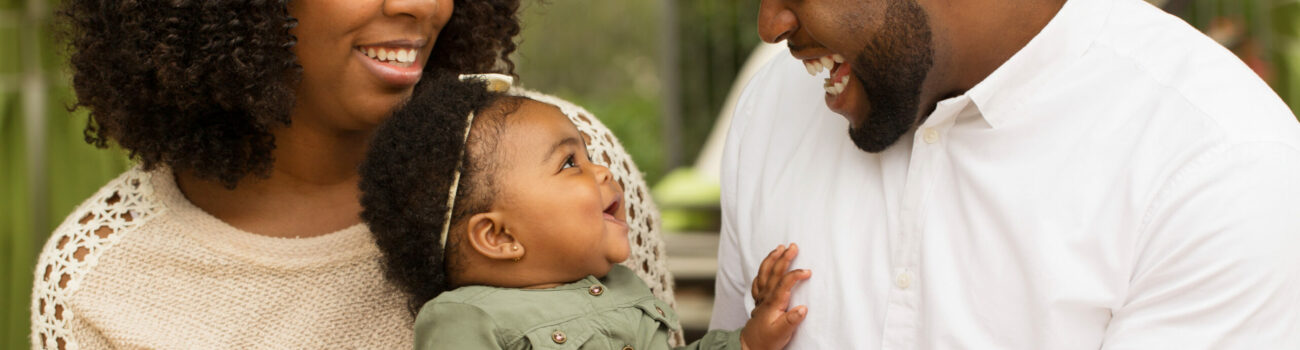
[542,136,583,165]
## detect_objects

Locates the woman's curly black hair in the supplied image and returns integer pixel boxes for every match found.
[359,73,524,314]
[59,0,521,187]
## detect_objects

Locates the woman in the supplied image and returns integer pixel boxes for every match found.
[30,0,678,348]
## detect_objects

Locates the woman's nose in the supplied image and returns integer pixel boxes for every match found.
[383,0,440,20]
[757,0,797,43]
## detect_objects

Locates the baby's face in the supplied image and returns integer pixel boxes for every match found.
[487,100,631,280]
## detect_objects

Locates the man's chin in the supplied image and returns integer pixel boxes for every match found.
[848,116,912,153]
[826,76,870,124]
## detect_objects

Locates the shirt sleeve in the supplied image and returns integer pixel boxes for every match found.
[414,302,506,350]
[1101,142,1300,349]
[676,328,743,350]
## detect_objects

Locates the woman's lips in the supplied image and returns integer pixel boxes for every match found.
[354,49,423,87]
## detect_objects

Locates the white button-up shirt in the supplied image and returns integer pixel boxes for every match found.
[710,0,1300,348]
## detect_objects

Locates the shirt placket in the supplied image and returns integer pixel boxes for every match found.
[881,98,965,350]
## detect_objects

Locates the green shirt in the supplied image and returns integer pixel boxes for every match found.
[414,265,742,349]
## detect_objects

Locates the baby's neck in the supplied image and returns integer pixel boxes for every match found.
[520,282,566,289]
[453,259,612,290]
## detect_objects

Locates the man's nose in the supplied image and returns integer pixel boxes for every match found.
[757,0,797,43]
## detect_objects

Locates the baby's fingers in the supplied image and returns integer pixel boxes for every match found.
[768,306,808,339]
[767,244,798,291]
[763,268,812,310]
[752,245,786,300]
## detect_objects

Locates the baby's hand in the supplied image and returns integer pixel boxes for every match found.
[740,244,811,350]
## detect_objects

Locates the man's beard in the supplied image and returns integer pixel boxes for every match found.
[847,0,935,153]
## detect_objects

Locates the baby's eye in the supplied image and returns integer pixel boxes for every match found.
[562,155,578,170]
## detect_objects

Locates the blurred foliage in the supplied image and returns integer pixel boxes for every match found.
[513,0,668,182]
[514,0,759,184]
[653,167,723,232]
[674,0,759,169]
[1176,0,1300,117]
[2,2,132,348]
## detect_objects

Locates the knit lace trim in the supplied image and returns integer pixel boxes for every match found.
[30,169,162,350]
[514,88,683,345]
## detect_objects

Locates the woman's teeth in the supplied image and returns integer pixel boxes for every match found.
[360,46,418,67]
[804,54,848,95]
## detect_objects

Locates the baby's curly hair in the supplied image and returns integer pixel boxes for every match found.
[59,0,521,187]
[359,74,525,313]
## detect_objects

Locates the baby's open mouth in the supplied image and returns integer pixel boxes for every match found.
[603,196,623,221]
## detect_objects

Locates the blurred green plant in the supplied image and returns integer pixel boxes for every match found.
[514,0,761,185]
[2,1,131,348]
[674,0,759,169]
[513,0,668,182]
[1176,0,1300,117]
[652,167,722,232]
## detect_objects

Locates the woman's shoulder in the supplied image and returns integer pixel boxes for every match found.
[30,166,171,347]
[33,167,169,295]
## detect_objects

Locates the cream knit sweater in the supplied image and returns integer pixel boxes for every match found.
[30,91,679,349]
[29,168,414,349]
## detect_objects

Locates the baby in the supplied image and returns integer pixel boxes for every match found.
[358,73,810,349]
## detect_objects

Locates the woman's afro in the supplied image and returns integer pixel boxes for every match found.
[60,0,521,187]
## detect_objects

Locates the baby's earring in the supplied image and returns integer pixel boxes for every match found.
[512,244,522,262]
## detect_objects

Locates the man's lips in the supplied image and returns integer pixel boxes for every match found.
[797,53,866,122]
[800,54,851,95]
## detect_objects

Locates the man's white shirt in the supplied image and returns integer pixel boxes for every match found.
[710,0,1300,348]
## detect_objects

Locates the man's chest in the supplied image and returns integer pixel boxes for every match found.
[732,118,1159,348]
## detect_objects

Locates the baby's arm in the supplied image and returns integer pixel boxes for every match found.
[678,244,811,350]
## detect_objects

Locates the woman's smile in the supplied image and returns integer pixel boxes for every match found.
[354,39,429,87]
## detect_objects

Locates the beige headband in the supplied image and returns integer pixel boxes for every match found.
[439,73,515,250]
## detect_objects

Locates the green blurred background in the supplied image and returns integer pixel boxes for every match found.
[3,0,1298,348]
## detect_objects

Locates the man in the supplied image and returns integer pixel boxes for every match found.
[710,0,1300,348]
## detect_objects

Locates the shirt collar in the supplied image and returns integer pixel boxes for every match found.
[963,0,1114,128]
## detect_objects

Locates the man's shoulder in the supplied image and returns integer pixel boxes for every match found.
[1080,0,1298,143]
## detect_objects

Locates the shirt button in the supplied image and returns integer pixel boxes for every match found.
[551,330,567,344]
[623,346,635,350]
[896,273,912,289]
[655,306,665,316]
[588,285,604,296]
[923,128,940,144]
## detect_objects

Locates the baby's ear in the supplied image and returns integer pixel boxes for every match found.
[463,212,524,261]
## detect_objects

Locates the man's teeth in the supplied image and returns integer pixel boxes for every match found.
[361,47,418,64]
[803,54,849,95]
[802,54,846,76]
[824,74,850,95]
